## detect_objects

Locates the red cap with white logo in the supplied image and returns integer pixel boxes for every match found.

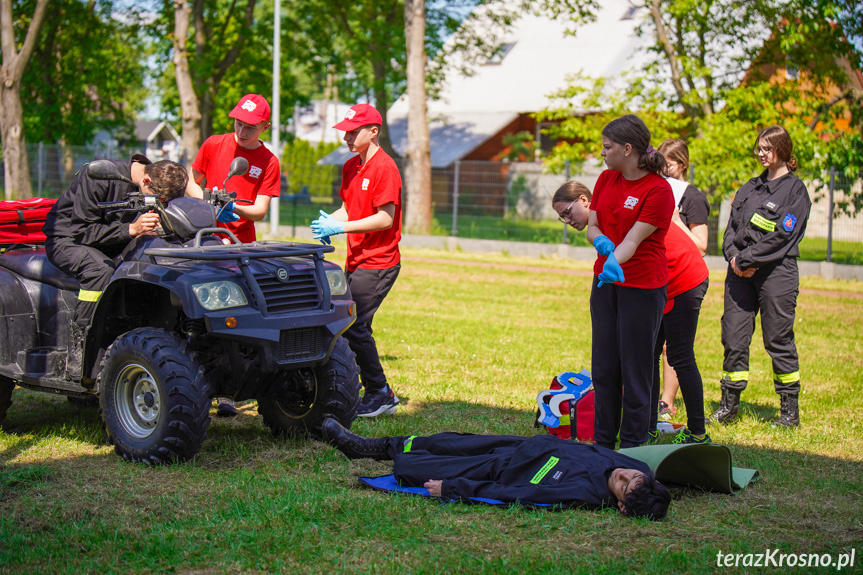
[333,103,383,131]
[229,94,271,124]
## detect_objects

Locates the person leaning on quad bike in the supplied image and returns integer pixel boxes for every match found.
[42,154,189,379]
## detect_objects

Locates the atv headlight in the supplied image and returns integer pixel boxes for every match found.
[325,268,348,296]
[192,281,248,310]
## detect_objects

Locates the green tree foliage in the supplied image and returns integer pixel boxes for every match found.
[501,131,539,162]
[16,0,145,145]
[536,0,862,205]
[153,0,313,143]
[280,137,339,197]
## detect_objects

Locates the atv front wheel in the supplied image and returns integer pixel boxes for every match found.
[99,328,211,464]
[0,376,14,424]
[258,337,360,439]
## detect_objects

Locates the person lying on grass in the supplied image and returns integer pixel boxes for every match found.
[322,418,670,520]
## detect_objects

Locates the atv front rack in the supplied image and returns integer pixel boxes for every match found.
[144,230,337,316]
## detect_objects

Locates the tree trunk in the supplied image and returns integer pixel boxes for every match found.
[0,0,50,199]
[173,0,201,165]
[403,0,431,234]
[0,85,31,199]
[372,59,399,159]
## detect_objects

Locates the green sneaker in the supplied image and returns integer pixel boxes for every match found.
[645,430,661,445]
[671,428,711,445]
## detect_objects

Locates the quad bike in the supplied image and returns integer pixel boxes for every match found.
[0,158,360,463]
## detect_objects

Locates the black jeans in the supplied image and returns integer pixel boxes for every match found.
[344,264,400,392]
[590,278,666,449]
[650,279,709,435]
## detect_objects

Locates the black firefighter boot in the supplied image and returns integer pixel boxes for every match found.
[66,322,85,379]
[772,393,800,428]
[321,418,402,460]
[711,384,742,424]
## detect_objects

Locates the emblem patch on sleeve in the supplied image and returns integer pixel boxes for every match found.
[782,213,797,232]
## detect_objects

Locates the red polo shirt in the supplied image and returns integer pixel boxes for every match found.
[339,150,402,272]
[590,169,674,289]
[192,133,280,243]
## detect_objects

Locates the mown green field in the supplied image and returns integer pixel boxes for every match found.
[1,246,861,574]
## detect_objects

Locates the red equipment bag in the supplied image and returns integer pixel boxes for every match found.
[535,370,595,442]
[0,198,57,246]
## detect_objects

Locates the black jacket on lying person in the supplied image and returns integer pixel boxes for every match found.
[392,433,651,508]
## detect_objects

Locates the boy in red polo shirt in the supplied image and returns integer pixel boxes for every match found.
[188,94,281,416]
[189,94,281,244]
[310,103,402,417]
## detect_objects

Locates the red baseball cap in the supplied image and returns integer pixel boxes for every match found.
[229,94,271,124]
[333,103,383,131]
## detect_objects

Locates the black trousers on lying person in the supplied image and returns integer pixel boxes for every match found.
[387,433,650,507]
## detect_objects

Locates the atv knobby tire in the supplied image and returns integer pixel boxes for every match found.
[0,376,14,424]
[99,328,211,464]
[258,337,360,439]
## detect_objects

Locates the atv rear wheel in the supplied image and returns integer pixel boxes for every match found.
[99,328,211,464]
[0,376,14,423]
[258,337,360,439]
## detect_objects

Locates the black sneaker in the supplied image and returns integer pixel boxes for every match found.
[671,428,711,445]
[357,387,399,418]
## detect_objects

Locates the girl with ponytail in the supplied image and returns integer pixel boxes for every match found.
[585,114,675,449]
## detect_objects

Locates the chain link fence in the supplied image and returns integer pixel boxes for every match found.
[3,143,861,264]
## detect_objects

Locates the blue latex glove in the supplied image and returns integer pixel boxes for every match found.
[217,202,240,223]
[597,253,625,287]
[310,210,346,240]
[593,235,615,257]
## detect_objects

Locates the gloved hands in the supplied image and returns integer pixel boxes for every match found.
[593,235,615,257]
[310,210,346,243]
[217,202,240,223]
[597,253,625,287]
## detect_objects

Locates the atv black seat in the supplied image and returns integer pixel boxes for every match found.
[0,247,80,291]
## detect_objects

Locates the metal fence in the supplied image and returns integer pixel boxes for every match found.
[3,143,862,263]
[3,142,141,199]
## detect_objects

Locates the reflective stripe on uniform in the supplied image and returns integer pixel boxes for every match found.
[723,371,749,382]
[403,435,416,453]
[78,289,102,302]
[530,456,560,484]
[773,371,800,384]
[750,213,776,232]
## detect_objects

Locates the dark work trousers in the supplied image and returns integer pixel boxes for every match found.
[45,237,117,326]
[387,433,525,486]
[721,257,801,394]
[650,279,709,436]
[590,277,666,449]
[344,264,401,392]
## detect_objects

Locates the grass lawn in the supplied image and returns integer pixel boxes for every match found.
[1,245,862,574]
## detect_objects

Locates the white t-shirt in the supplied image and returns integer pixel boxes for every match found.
[664,176,689,207]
